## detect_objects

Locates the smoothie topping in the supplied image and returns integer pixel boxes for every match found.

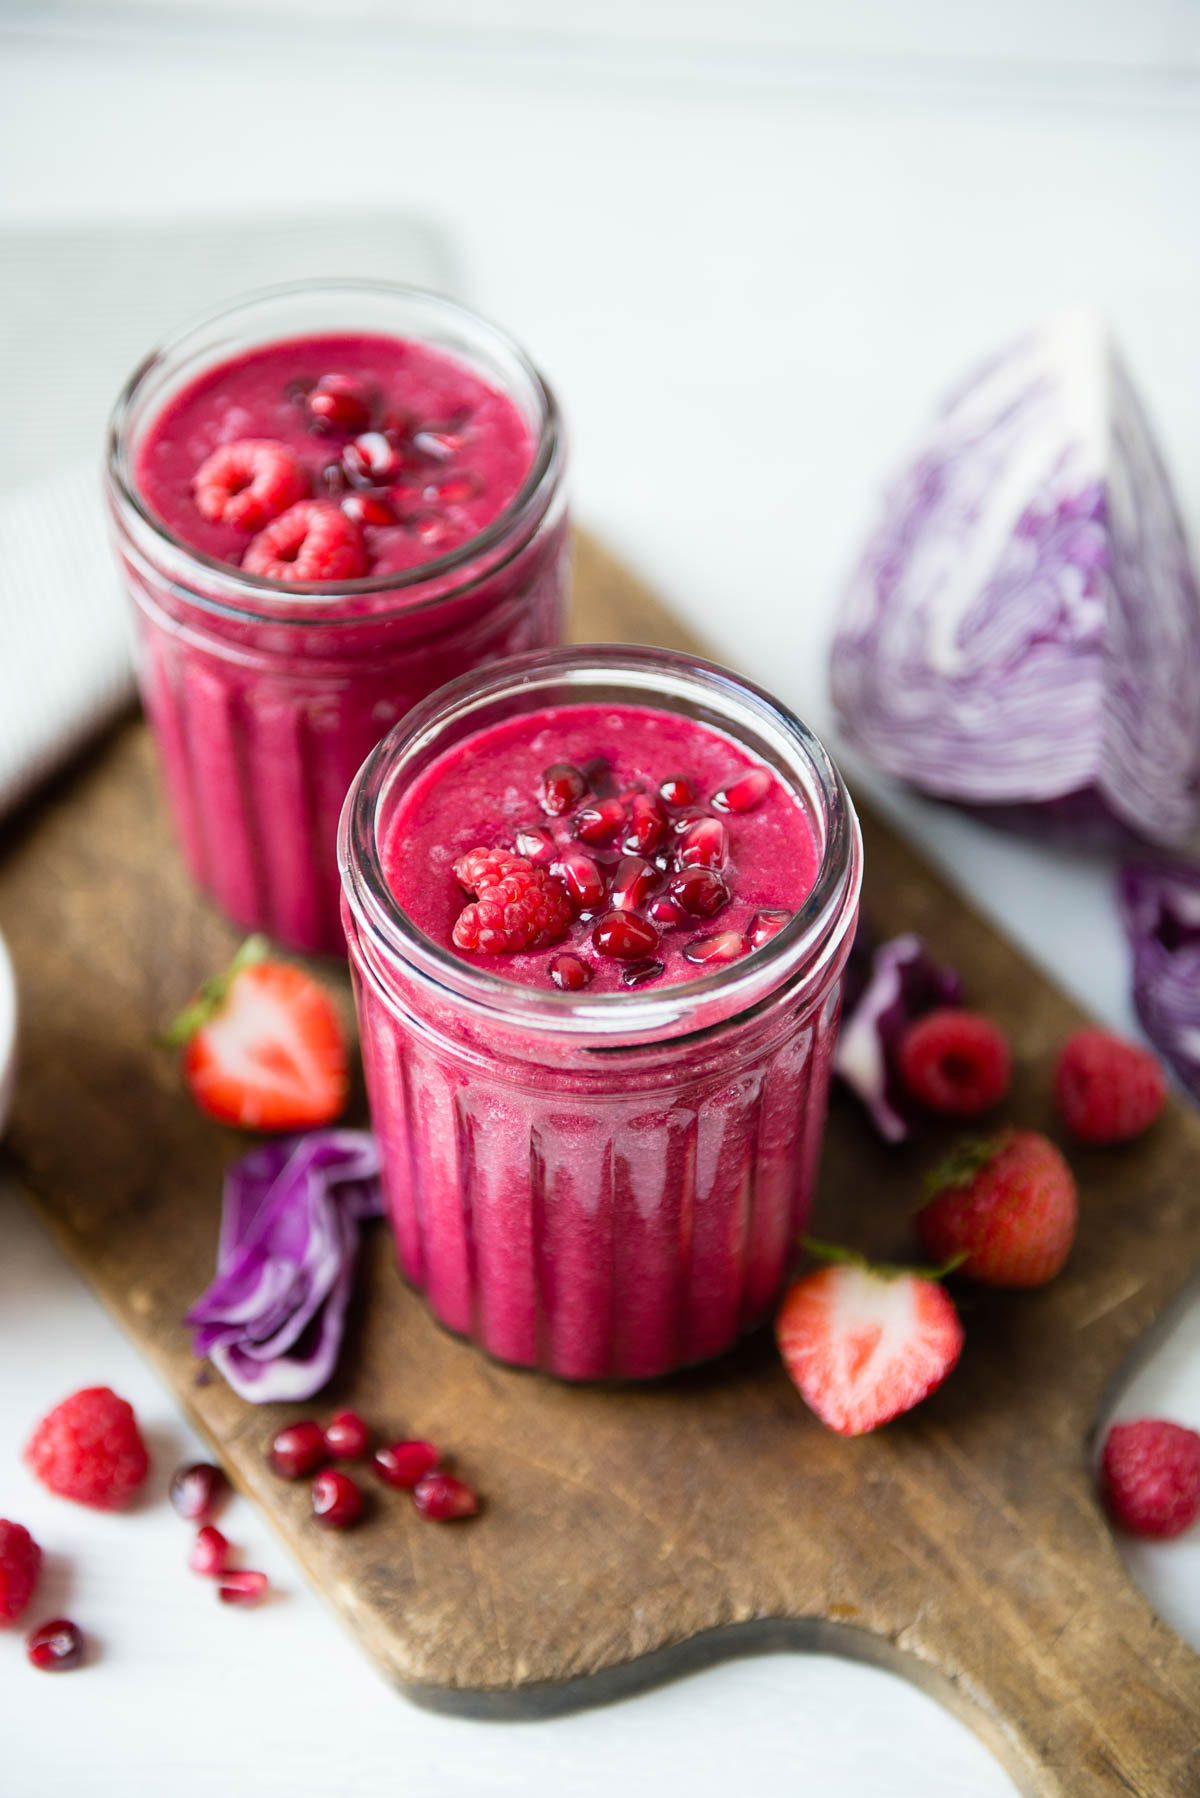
[451,852,571,954]
[592,910,660,962]
[192,438,308,531]
[243,499,367,583]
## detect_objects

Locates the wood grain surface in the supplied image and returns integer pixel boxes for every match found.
[2,533,1199,1796]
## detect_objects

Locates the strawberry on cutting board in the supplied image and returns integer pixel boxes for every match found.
[775,1245,964,1437]
[163,936,349,1131]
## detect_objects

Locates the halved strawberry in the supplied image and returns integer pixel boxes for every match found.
[775,1244,963,1437]
[163,938,349,1131]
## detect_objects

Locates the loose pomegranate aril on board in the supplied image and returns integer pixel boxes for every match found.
[683,931,748,967]
[713,768,772,814]
[307,374,372,435]
[592,911,660,961]
[624,793,666,855]
[541,762,588,816]
[341,492,395,528]
[676,818,728,870]
[218,1571,268,1607]
[269,1421,328,1481]
[609,855,661,913]
[324,1412,369,1460]
[373,1440,441,1490]
[668,866,731,918]
[549,953,594,992]
[413,1472,480,1520]
[659,775,696,808]
[621,958,665,988]
[556,847,607,913]
[169,1461,228,1523]
[27,1619,84,1671]
[574,799,626,846]
[189,1526,232,1577]
[311,1468,363,1529]
[748,907,792,948]
[515,826,556,865]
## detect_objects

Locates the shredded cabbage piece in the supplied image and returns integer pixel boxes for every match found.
[1118,862,1200,1101]
[834,931,963,1142]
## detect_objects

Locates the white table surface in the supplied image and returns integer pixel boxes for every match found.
[2,14,1199,1794]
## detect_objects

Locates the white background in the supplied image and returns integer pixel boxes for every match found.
[2,6,1200,1793]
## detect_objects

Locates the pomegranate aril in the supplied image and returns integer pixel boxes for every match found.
[372,1439,440,1490]
[515,825,556,864]
[593,911,660,961]
[646,892,688,928]
[683,931,748,967]
[169,1461,228,1523]
[311,1468,363,1529]
[307,374,372,434]
[324,1411,369,1460]
[609,855,661,913]
[659,775,697,808]
[621,958,665,988]
[218,1571,268,1608]
[27,1619,84,1671]
[574,799,626,846]
[413,1472,480,1521]
[412,415,471,461]
[749,907,793,948]
[423,471,483,506]
[549,953,594,992]
[668,866,731,918]
[556,847,607,913]
[581,756,616,797]
[713,767,772,813]
[624,793,666,855]
[671,806,710,836]
[341,492,395,528]
[189,1526,232,1577]
[343,430,402,486]
[320,459,348,496]
[269,1421,328,1480]
[412,514,456,550]
[541,762,588,816]
[676,818,728,870]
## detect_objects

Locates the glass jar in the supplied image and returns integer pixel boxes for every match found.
[339,647,863,1380]
[105,281,569,956]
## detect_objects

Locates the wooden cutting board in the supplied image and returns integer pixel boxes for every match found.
[2,533,1199,1798]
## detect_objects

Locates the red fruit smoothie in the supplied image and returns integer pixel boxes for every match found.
[107,284,568,956]
[340,650,862,1381]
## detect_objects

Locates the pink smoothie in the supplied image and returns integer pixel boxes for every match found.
[344,677,854,1382]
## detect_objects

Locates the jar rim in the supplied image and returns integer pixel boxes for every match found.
[104,278,565,626]
[338,645,863,1042]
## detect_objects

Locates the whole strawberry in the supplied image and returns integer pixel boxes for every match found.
[1054,1028,1166,1145]
[26,1387,150,1509]
[775,1245,963,1437]
[916,1130,1076,1288]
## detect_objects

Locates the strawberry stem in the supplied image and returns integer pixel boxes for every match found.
[158,935,271,1048]
[800,1236,966,1283]
[922,1130,1013,1200]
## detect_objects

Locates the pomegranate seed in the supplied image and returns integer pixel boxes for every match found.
[671,806,710,836]
[341,492,395,528]
[660,775,697,808]
[646,892,688,927]
[324,1411,369,1460]
[169,1461,228,1523]
[27,1619,84,1671]
[284,377,314,404]
[541,762,588,816]
[668,867,731,918]
[621,958,665,988]
[413,1472,480,1520]
[311,1468,363,1529]
[549,953,594,992]
[515,825,556,864]
[307,374,372,434]
[593,911,660,961]
[574,798,626,846]
[676,818,728,870]
[320,459,348,496]
[412,513,456,550]
[749,907,793,948]
[412,417,470,461]
[423,471,483,506]
[189,1526,232,1577]
[343,430,402,487]
[218,1571,268,1607]
[581,756,616,797]
[373,1439,440,1490]
[683,931,748,967]
[609,855,661,912]
[624,793,666,855]
[381,405,418,442]
[713,767,772,813]
[269,1421,327,1480]
[556,847,607,913]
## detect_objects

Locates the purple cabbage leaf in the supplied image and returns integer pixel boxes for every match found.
[1117,862,1200,1102]
[830,312,1200,851]
[185,1131,383,1404]
[834,931,963,1142]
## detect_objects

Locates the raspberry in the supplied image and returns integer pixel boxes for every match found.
[1054,1029,1167,1144]
[0,1520,42,1623]
[243,501,367,582]
[192,439,308,531]
[452,849,571,955]
[1101,1419,1200,1539]
[917,1130,1076,1287]
[25,1387,150,1510]
[898,1008,1011,1117]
